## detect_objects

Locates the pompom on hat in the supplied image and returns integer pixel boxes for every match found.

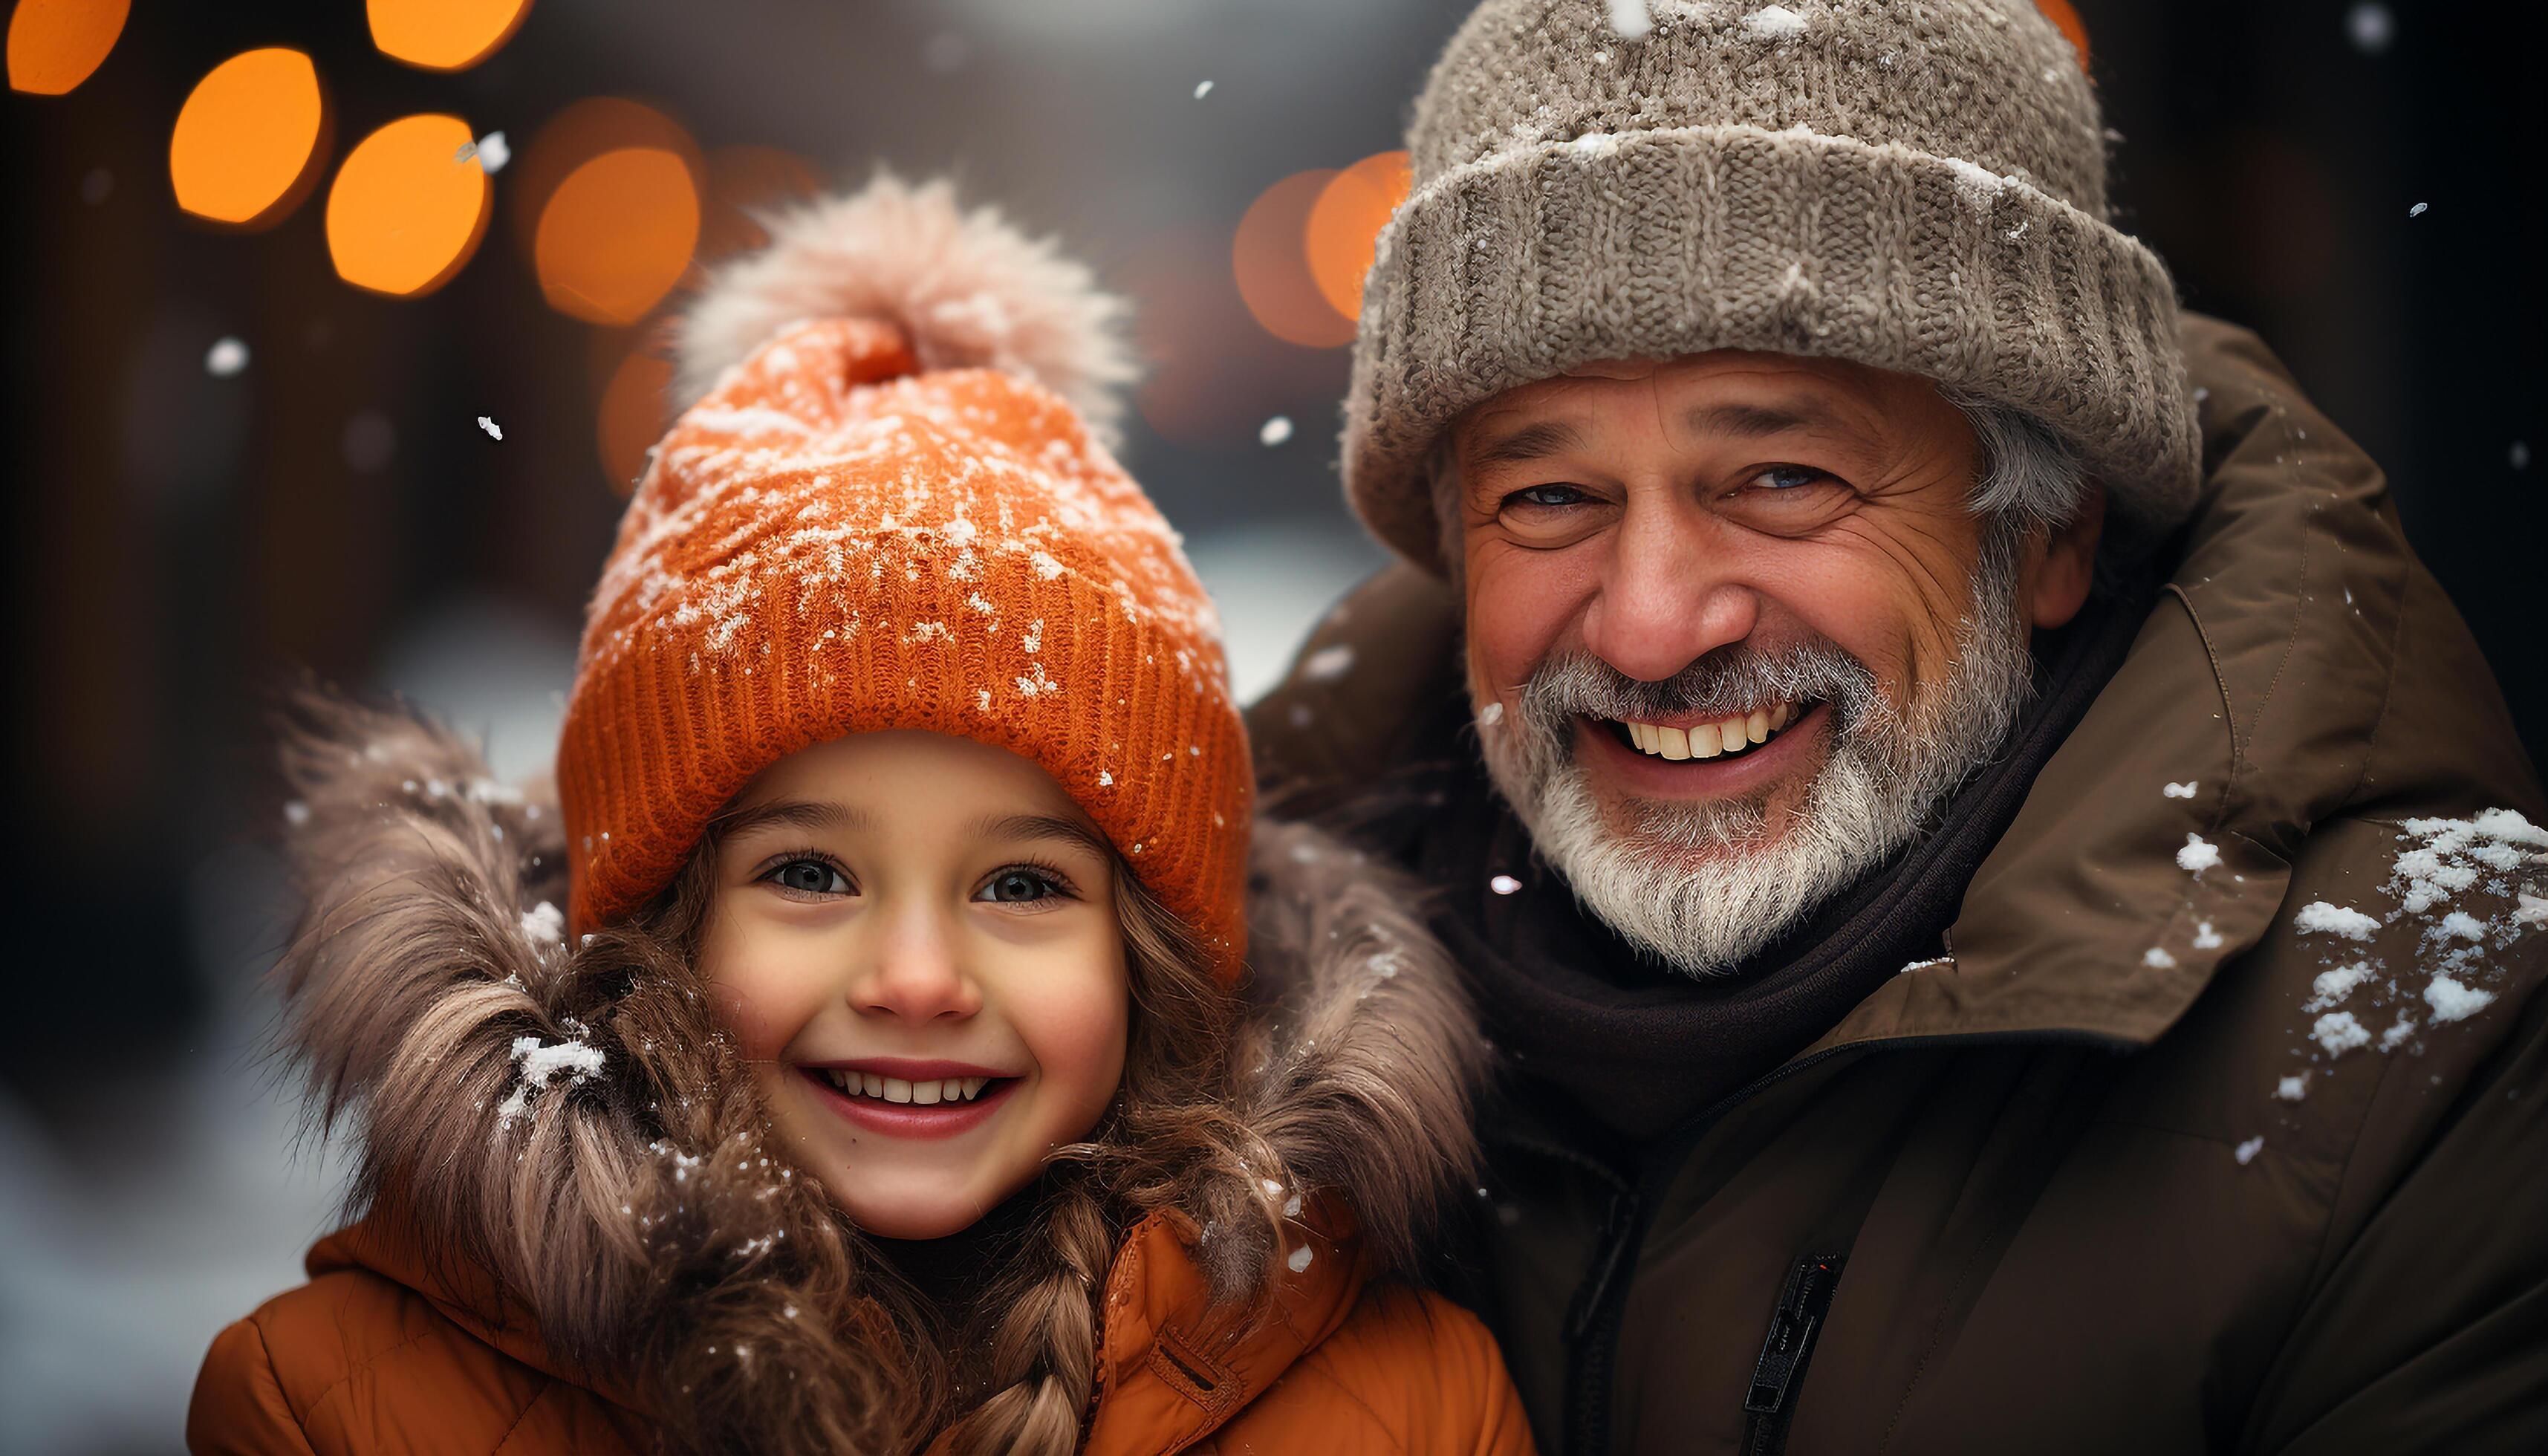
[558,175,1252,978]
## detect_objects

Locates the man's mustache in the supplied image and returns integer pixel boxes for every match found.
[1515,642,1879,732]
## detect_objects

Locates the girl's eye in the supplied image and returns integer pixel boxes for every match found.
[977,866,1067,906]
[766,858,852,897]
[1749,464,1832,492]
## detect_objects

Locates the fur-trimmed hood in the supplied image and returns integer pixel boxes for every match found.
[260,690,1489,1452]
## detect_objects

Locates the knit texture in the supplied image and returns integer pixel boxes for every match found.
[1345,0,2203,572]
[559,306,1250,978]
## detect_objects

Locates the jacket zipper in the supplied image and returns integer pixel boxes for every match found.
[1739,1253,1847,1456]
[1559,1029,2132,1456]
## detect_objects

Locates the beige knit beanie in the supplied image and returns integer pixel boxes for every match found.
[1345,0,2202,572]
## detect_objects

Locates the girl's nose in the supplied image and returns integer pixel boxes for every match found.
[851,909,982,1023]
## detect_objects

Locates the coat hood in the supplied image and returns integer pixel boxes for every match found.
[263,690,1488,1452]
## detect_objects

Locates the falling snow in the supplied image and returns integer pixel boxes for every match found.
[2162,780,2199,799]
[1478,701,1504,727]
[2143,946,2178,969]
[477,415,504,441]
[2275,1074,2310,1102]
[2177,833,2223,875]
[2235,1137,2264,1166]
[1605,0,1653,42]
[1259,415,1294,446]
[204,337,249,377]
[520,901,565,946]
[1193,79,1215,100]
[1490,874,1523,896]
[2346,3,2396,54]
[457,130,510,173]
[1301,643,1355,682]
[2408,201,2428,218]
[1287,1244,1314,1273]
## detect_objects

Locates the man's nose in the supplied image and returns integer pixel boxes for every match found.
[851,904,983,1024]
[1581,498,1758,682]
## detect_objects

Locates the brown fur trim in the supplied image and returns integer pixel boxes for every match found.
[264,689,1486,1449]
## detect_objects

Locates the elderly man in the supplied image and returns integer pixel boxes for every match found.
[1252,3,2547,1453]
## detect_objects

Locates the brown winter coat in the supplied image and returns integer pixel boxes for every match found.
[186,706,1533,1455]
[1249,315,2548,1455]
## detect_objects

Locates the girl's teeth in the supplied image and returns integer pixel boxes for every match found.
[822,1070,995,1104]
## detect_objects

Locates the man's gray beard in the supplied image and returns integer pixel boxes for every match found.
[1473,537,2038,977]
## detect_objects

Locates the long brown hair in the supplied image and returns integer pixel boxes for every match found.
[626,816,1235,1454]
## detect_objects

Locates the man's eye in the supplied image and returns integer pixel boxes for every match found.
[1502,483,1592,511]
[767,859,852,896]
[1750,465,1830,492]
[977,867,1067,905]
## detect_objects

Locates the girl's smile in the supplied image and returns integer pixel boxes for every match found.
[796,1058,1023,1140]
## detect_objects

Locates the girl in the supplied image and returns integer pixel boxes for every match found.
[189,177,1531,1455]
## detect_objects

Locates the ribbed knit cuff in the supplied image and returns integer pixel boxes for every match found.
[1345,120,2203,572]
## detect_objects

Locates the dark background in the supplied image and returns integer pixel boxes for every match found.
[1,2,2538,1449]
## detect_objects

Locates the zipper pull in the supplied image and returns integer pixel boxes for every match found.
[1744,1253,1847,1417]
[1564,1189,1639,1345]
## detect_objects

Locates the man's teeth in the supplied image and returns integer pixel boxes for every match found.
[819,1070,992,1104]
[1619,702,1796,760]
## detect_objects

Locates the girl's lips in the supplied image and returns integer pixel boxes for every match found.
[798,1065,1018,1140]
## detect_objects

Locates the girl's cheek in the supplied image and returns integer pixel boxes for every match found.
[701,921,817,1062]
[1012,952,1131,1124]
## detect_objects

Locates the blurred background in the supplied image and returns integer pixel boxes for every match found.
[1,1,2538,1449]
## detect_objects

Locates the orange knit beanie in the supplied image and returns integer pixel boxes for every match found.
[556,176,1252,979]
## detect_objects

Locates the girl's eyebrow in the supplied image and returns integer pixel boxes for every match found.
[964,812,1111,857]
[715,799,868,838]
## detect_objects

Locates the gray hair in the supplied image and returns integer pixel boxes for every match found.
[1422,395,2090,587]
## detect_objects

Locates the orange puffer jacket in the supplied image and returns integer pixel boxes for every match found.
[192,1209,1527,1455]
[186,698,1533,1455]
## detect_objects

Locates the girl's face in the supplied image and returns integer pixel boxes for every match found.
[699,730,1129,1240]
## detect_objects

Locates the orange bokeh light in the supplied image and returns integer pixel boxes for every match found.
[367,0,533,72]
[535,148,701,325]
[7,0,127,94]
[510,99,698,253]
[1305,150,1411,322]
[2035,0,2090,70]
[1235,169,1356,350]
[169,48,328,227]
[596,345,675,495]
[325,114,491,297]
